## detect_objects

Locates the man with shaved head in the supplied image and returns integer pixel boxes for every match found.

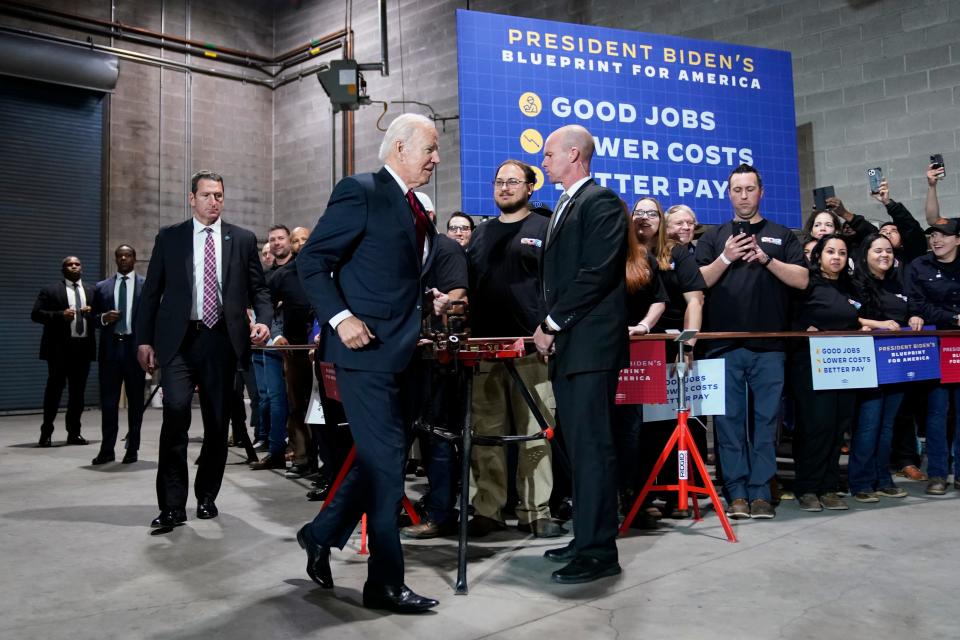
[32,255,96,447]
[534,125,629,583]
[290,226,310,254]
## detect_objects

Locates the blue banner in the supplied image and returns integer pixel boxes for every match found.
[874,331,941,385]
[456,10,800,226]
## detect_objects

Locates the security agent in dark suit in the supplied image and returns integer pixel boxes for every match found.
[295,113,440,613]
[32,255,96,447]
[533,125,629,584]
[91,245,146,465]
[137,170,272,530]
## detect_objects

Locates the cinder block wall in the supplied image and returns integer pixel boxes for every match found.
[273,0,960,229]
[11,0,960,264]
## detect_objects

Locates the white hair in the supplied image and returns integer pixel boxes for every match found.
[378,113,435,163]
[415,191,434,212]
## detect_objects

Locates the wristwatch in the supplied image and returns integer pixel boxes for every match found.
[540,320,558,335]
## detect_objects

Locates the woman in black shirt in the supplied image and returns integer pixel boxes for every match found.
[615,200,667,526]
[848,233,924,503]
[789,235,859,512]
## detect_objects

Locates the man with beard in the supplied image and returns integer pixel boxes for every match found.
[32,255,96,447]
[465,159,564,539]
[696,163,807,520]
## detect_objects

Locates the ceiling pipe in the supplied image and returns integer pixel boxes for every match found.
[0,1,348,71]
[0,24,339,90]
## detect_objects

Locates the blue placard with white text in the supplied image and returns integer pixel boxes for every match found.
[874,331,940,385]
[456,10,800,226]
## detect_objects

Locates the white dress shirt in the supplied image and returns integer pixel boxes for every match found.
[64,278,88,338]
[191,217,223,321]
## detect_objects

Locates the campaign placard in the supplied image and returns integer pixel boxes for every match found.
[318,362,341,402]
[643,358,725,421]
[874,331,940,385]
[456,10,799,226]
[616,340,667,405]
[809,336,877,391]
[940,337,960,383]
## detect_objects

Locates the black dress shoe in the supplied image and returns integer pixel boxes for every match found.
[362,582,438,613]
[196,498,218,519]
[91,453,116,465]
[66,434,89,445]
[544,541,576,564]
[467,514,507,537]
[121,452,138,464]
[296,524,333,588]
[517,518,568,538]
[37,433,52,448]
[151,508,187,528]
[249,453,285,470]
[551,556,622,584]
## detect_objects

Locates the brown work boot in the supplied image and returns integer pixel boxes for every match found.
[400,518,457,539]
[725,498,750,520]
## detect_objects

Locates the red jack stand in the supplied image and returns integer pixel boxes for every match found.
[619,332,737,543]
[319,444,421,554]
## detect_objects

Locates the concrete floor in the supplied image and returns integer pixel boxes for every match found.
[1,408,958,640]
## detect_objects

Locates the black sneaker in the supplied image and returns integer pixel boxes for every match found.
[285,463,312,479]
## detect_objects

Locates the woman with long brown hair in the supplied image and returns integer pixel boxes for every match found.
[614,198,667,527]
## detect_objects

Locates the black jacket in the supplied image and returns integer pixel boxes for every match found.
[541,180,629,376]
[906,253,960,329]
[31,280,96,362]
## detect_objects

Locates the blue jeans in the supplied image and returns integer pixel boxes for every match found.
[849,387,905,493]
[252,351,270,442]
[925,383,960,480]
[709,348,784,503]
[261,350,288,457]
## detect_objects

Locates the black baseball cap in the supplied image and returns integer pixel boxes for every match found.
[925,218,960,236]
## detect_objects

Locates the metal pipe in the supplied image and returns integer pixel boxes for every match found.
[0,1,348,70]
[378,0,389,76]
[1,0,275,62]
[0,26,332,89]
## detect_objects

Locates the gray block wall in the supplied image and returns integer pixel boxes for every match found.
[10,0,960,264]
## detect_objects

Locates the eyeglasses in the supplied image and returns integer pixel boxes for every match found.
[493,179,530,189]
[632,209,659,219]
[448,225,472,233]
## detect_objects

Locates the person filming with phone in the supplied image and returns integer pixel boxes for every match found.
[695,163,808,520]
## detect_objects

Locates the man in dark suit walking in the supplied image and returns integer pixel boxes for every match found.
[137,170,272,529]
[32,255,96,447]
[91,245,146,465]
[533,125,629,584]
[295,113,440,613]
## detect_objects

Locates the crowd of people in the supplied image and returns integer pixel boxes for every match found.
[30,114,957,612]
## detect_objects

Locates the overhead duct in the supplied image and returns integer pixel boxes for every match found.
[0,31,118,93]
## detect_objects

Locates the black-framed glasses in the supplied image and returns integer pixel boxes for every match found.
[632,209,659,219]
[493,179,530,189]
